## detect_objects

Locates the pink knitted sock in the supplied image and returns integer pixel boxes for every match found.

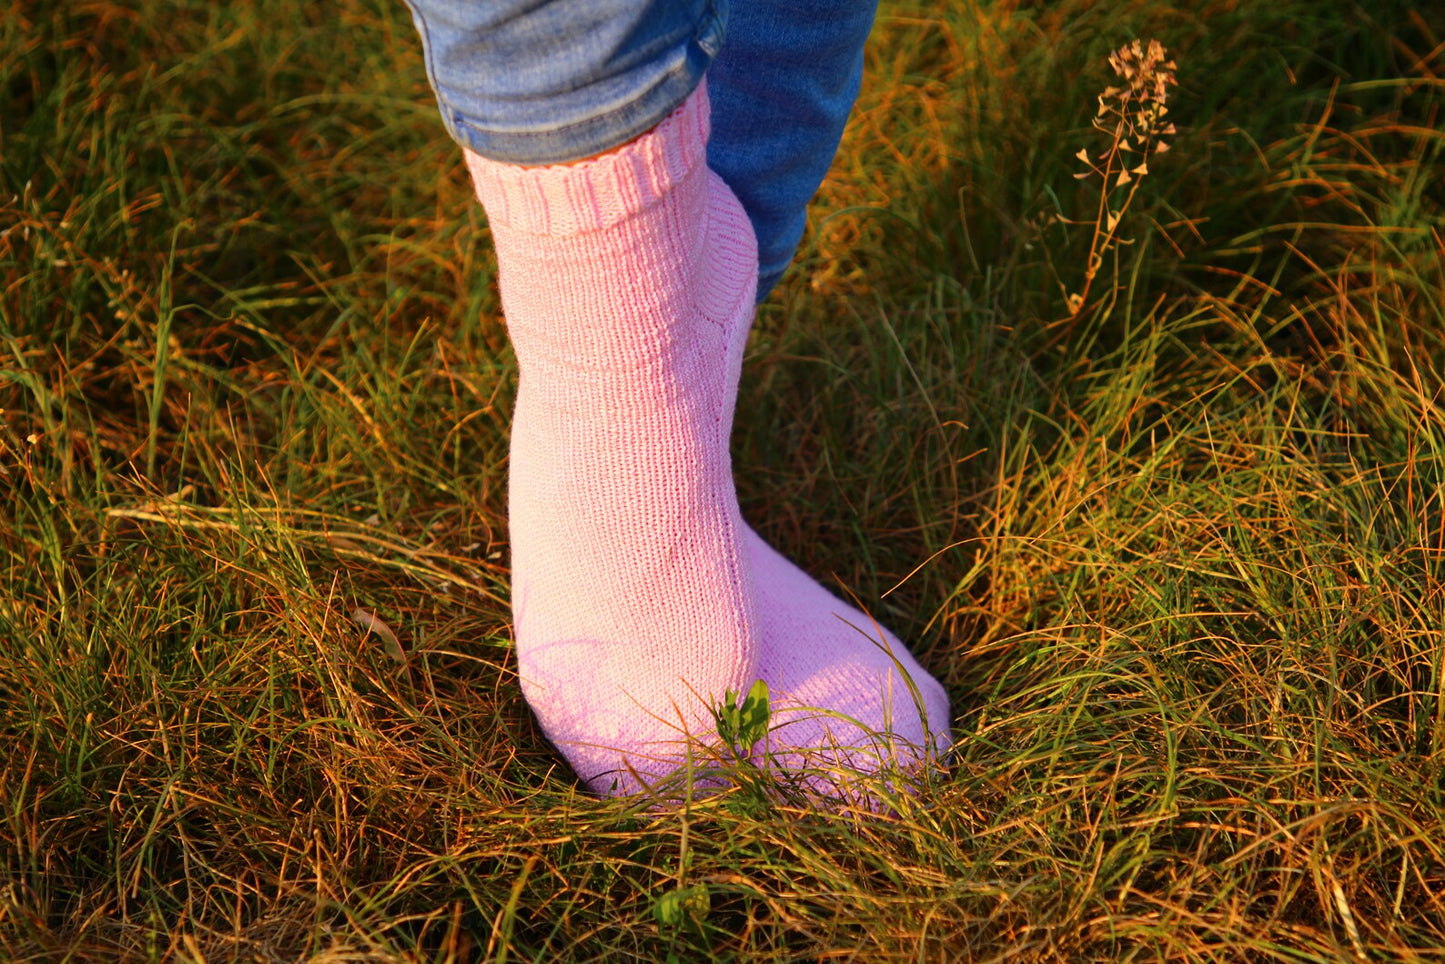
[465,85,758,794]
[467,83,950,798]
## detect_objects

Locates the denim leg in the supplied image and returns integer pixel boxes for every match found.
[707,0,879,299]
[401,0,876,296]
[401,0,726,165]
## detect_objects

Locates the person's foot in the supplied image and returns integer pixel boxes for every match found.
[467,84,759,793]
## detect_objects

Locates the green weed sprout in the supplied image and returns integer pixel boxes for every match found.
[714,678,772,759]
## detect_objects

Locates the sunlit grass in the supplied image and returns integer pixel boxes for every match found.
[3,0,1444,959]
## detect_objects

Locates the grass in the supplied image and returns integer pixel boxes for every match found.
[3,0,1444,959]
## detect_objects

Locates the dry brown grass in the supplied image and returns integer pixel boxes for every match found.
[3,0,1444,959]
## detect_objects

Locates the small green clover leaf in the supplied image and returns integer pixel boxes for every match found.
[653,883,711,929]
[717,679,770,756]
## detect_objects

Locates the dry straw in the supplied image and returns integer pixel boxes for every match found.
[1065,39,1179,318]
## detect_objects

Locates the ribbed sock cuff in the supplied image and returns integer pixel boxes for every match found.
[464,81,710,238]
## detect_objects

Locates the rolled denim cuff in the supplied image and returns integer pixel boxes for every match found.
[404,0,725,166]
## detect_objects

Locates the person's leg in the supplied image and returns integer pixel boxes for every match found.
[707,0,879,300]
[402,0,950,796]
[404,0,752,793]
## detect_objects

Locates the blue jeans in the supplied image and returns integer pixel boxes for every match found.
[401,0,878,299]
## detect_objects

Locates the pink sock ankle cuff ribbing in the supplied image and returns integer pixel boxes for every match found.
[466,83,711,237]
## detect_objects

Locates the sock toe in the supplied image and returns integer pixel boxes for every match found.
[745,530,952,782]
